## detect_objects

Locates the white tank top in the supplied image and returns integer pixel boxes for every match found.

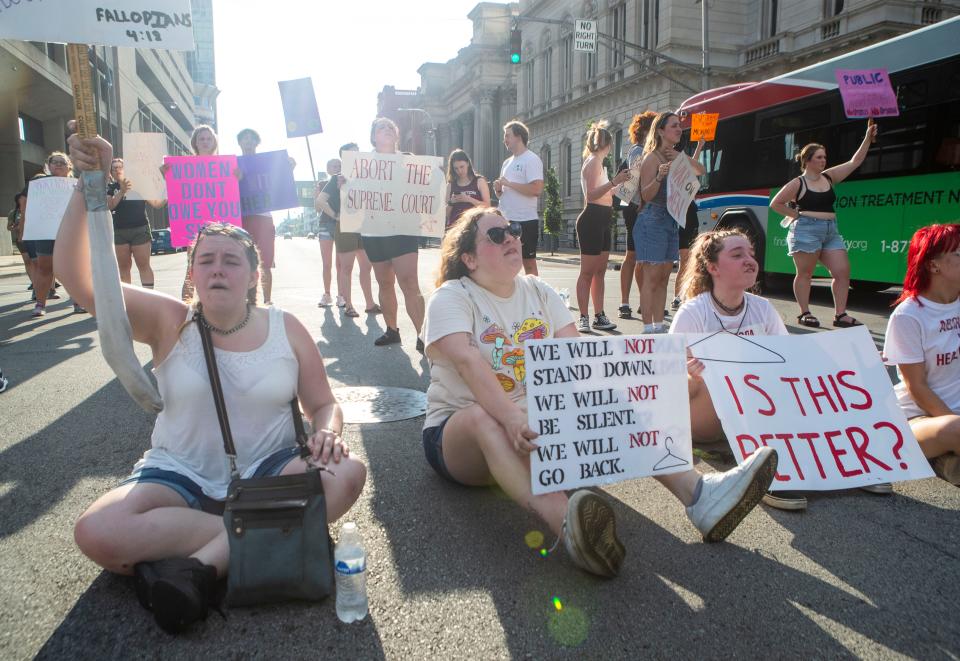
[133,305,300,499]
[580,155,612,206]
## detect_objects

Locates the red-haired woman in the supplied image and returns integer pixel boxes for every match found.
[883,223,960,486]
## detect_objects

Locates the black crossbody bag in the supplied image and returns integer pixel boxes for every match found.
[195,310,335,606]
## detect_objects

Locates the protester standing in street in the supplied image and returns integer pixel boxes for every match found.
[179,125,220,302]
[494,121,544,276]
[358,117,424,350]
[236,128,279,305]
[884,223,960,487]
[22,152,73,317]
[634,112,705,333]
[575,121,630,333]
[108,157,160,290]
[618,110,656,319]
[445,149,490,230]
[7,192,32,291]
[315,142,378,318]
[769,122,877,329]
[315,158,339,308]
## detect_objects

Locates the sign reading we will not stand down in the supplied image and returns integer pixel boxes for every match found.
[525,335,692,495]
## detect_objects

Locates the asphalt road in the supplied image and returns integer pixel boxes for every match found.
[0,239,957,660]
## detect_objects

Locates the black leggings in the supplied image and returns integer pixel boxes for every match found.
[576,203,613,256]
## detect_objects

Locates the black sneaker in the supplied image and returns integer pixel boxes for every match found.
[617,304,632,319]
[374,327,402,346]
[416,337,425,354]
[137,557,218,634]
[592,312,616,331]
[73,304,87,314]
[761,490,807,511]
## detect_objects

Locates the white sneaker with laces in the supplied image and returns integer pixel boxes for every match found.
[336,295,346,308]
[686,446,778,542]
[576,315,591,333]
[561,490,625,577]
[318,293,334,307]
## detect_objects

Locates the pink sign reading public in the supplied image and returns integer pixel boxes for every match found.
[164,155,242,247]
[835,68,899,118]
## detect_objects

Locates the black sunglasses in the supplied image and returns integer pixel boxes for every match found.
[485,222,523,244]
[48,159,68,166]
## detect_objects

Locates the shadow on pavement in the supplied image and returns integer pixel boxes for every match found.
[35,572,388,659]
[360,416,958,657]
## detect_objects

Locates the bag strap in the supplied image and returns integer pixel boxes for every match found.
[194,307,308,480]
[794,176,806,204]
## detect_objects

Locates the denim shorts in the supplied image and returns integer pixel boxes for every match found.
[316,218,336,241]
[422,417,465,486]
[118,446,302,514]
[786,216,846,255]
[633,203,679,264]
[24,240,55,258]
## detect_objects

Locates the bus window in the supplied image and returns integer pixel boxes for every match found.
[757,103,831,140]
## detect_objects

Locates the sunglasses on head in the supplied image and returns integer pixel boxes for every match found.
[199,222,252,240]
[485,222,523,244]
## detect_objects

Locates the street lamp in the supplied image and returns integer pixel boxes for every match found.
[397,107,437,156]
[127,102,178,133]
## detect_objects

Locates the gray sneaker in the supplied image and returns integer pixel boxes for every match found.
[592,312,616,331]
[687,446,778,542]
[562,490,625,577]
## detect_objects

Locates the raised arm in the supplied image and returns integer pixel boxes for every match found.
[824,122,878,184]
[56,135,186,351]
[429,332,537,453]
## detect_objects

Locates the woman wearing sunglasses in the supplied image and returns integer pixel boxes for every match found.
[56,135,367,634]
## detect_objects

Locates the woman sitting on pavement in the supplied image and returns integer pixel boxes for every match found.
[883,223,960,486]
[422,209,778,579]
[57,135,367,634]
[671,229,891,512]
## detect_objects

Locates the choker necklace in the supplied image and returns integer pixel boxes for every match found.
[710,292,745,315]
[199,305,251,336]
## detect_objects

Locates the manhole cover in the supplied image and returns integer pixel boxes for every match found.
[333,386,427,423]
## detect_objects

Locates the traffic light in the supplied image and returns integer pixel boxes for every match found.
[510,29,522,64]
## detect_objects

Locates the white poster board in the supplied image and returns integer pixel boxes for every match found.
[22,177,76,241]
[339,151,447,238]
[574,19,597,53]
[526,335,692,495]
[120,132,167,201]
[0,1,195,50]
[665,153,699,226]
[692,326,934,491]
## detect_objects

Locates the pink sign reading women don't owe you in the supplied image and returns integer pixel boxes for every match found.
[164,155,242,247]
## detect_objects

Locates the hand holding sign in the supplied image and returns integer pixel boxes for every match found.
[690,113,719,142]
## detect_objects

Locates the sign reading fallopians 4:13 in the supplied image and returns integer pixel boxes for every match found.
[0,1,196,51]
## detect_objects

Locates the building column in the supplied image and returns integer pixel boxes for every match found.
[476,88,496,181]
[0,94,24,256]
[463,113,474,166]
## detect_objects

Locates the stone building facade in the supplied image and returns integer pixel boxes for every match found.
[385,0,958,250]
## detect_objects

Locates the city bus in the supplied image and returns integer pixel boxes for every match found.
[677,15,960,292]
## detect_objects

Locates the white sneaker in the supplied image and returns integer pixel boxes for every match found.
[686,446,778,542]
[859,482,893,495]
[561,490,625,577]
[336,295,346,308]
[576,315,591,333]
[0,373,8,394]
[317,293,333,307]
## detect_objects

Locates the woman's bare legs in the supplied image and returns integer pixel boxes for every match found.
[792,251,820,315]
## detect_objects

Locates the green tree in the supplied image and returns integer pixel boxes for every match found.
[543,167,563,255]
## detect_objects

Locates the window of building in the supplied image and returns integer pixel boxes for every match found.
[585,52,597,80]
[525,62,535,109]
[762,0,778,39]
[639,0,659,48]
[611,2,626,69]
[18,114,44,146]
[561,34,573,93]
[563,141,573,197]
[824,0,844,17]
[542,144,552,172]
[543,48,553,106]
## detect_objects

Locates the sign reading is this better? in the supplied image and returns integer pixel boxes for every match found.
[525,334,691,495]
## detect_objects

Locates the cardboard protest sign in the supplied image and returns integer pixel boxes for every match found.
[692,326,933,491]
[237,150,298,215]
[339,151,447,238]
[835,69,899,118]
[0,1,195,50]
[526,335,692,495]
[22,177,76,241]
[666,153,700,226]
[164,156,241,247]
[278,78,323,138]
[120,133,167,201]
[690,113,719,141]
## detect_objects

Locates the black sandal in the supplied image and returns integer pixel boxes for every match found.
[797,311,820,328]
[833,312,862,328]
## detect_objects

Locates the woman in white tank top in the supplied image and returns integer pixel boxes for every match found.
[55,135,367,634]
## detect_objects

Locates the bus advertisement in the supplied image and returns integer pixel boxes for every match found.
[677,16,960,292]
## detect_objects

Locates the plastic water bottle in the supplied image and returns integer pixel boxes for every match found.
[335,522,368,623]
